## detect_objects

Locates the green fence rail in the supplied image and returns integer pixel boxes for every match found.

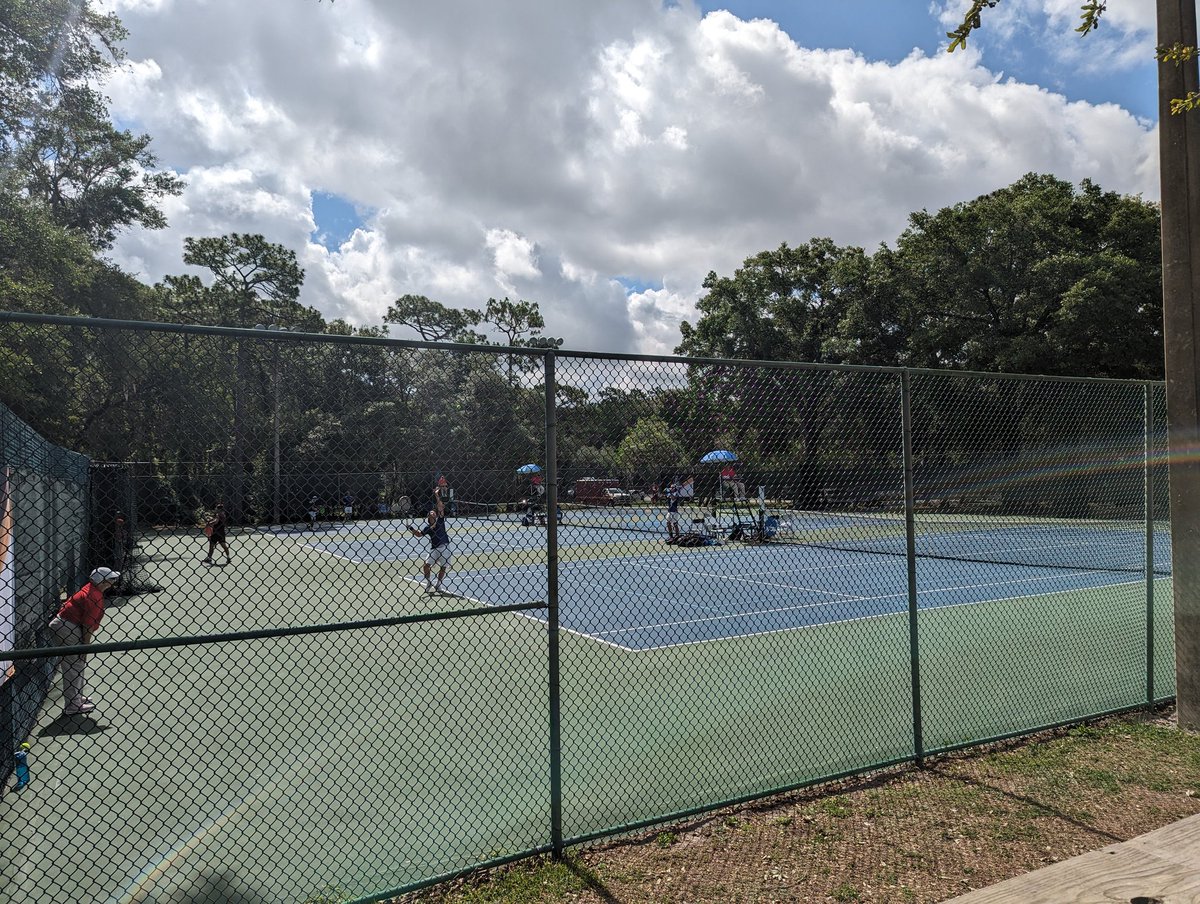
[0,312,1174,904]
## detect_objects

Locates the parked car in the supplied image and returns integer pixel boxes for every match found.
[603,486,632,505]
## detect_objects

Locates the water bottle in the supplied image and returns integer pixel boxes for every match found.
[12,743,30,792]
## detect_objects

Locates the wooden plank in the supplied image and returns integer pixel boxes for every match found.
[944,813,1200,903]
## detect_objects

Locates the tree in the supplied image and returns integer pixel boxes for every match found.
[483,296,563,383]
[947,1,1105,52]
[678,176,1162,379]
[383,294,483,342]
[677,239,852,363]
[0,1,127,156]
[0,186,98,316]
[893,174,1161,377]
[163,233,312,328]
[160,234,312,521]
[0,0,183,248]
[615,416,688,485]
[19,91,184,248]
[485,297,544,346]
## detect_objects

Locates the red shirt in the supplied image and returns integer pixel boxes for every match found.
[58,582,106,633]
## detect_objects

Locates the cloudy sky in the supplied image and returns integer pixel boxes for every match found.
[99,0,1159,354]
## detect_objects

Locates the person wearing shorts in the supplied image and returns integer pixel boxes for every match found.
[666,487,681,539]
[409,490,451,593]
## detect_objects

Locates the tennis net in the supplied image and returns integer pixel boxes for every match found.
[763,509,1170,576]
[456,497,1168,576]
[453,500,506,520]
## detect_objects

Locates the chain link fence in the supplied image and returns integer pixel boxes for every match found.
[0,312,1173,903]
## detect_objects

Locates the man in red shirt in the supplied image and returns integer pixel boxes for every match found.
[48,567,119,716]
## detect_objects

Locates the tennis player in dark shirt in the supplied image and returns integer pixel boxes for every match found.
[203,502,231,565]
[409,491,451,593]
[666,487,681,539]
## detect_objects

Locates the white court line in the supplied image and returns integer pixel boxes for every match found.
[637,559,869,598]
[633,550,870,579]
[634,555,1096,603]
[624,577,1147,653]
[406,549,1148,653]
[588,592,890,639]
[611,545,861,577]
[303,546,365,564]
[580,567,1136,645]
[398,576,630,650]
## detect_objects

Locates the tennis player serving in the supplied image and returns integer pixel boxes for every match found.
[408,489,451,593]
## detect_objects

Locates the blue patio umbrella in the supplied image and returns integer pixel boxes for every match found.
[516,463,542,474]
[699,449,738,464]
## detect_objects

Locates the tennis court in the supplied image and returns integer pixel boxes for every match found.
[437,547,1149,651]
[271,503,706,560]
[0,314,1177,904]
[277,506,1171,652]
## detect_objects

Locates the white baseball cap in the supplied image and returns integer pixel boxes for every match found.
[89,567,120,585]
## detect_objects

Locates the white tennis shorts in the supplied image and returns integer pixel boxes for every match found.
[426,544,452,567]
[343,505,353,515]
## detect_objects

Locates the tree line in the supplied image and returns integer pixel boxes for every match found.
[0,2,1164,524]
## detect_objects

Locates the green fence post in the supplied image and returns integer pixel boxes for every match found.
[1146,383,1156,707]
[545,351,563,858]
[902,371,924,765]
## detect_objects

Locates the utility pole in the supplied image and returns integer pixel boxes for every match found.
[1159,0,1200,728]
[255,323,287,526]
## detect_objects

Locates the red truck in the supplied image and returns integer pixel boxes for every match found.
[573,478,623,503]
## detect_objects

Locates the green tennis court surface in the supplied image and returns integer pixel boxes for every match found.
[0,521,1176,903]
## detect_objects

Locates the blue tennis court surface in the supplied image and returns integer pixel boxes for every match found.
[273,514,677,560]
[270,511,1172,576]
[265,518,547,560]
[418,546,1143,652]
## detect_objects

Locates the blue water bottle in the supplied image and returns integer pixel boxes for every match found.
[12,743,30,792]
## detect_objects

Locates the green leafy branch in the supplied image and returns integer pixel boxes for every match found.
[1075,2,1107,36]
[946,1,1001,53]
[947,3,1200,116]
[1159,43,1200,113]
[948,1,1106,51]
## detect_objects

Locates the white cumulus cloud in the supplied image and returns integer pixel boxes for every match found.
[98,0,1158,355]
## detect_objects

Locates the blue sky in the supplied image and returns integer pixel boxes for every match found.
[106,0,1159,354]
[704,1,1159,119]
[310,192,372,252]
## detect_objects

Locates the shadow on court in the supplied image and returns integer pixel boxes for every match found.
[37,714,114,738]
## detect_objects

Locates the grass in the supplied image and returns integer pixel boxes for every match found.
[398,707,1200,904]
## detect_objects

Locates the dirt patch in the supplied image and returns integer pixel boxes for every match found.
[402,707,1200,904]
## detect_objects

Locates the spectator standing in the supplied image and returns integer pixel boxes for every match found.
[48,567,120,715]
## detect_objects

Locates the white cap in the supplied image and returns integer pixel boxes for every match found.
[89,567,120,585]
